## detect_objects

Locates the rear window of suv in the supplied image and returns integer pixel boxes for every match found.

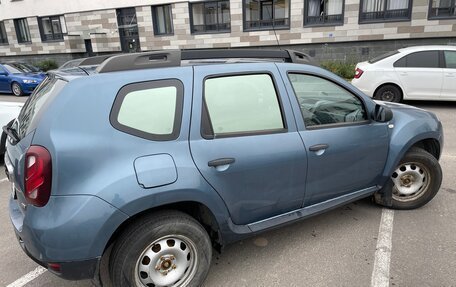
[16,75,66,139]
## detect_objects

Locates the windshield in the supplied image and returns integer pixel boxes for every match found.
[368,51,399,64]
[3,63,39,74]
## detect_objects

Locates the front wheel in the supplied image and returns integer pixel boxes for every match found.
[383,148,442,210]
[109,210,212,287]
[11,82,23,97]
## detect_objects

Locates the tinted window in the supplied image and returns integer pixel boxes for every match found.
[369,50,399,64]
[204,74,284,136]
[16,75,66,139]
[111,80,183,141]
[288,74,366,127]
[394,51,440,68]
[444,51,456,69]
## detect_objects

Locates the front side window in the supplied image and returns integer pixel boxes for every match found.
[38,15,66,41]
[190,1,231,33]
[394,51,440,68]
[244,0,290,30]
[429,0,456,19]
[152,5,174,35]
[204,74,285,137]
[14,18,31,43]
[444,51,456,68]
[360,0,412,23]
[305,0,344,26]
[111,80,184,141]
[288,74,367,127]
[0,21,8,44]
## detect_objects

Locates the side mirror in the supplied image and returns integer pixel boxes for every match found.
[373,104,393,122]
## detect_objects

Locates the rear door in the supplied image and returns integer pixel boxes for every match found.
[279,66,389,206]
[189,64,307,225]
[394,50,443,99]
[441,50,456,100]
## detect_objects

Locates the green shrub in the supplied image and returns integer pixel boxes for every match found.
[34,59,59,71]
[320,61,356,80]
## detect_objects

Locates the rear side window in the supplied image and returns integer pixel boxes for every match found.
[444,51,456,69]
[203,74,285,138]
[16,75,66,139]
[394,51,440,68]
[111,79,183,141]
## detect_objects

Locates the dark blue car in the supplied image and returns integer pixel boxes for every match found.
[0,62,46,96]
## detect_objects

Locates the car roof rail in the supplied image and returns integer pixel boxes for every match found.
[79,55,119,66]
[96,49,317,73]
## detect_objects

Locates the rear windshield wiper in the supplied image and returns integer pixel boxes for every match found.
[2,120,20,145]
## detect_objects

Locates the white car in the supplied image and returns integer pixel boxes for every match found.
[0,101,24,155]
[352,45,456,102]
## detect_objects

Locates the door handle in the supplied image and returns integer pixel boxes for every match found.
[445,73,455,77]
[208,158,235,167]
[399,72,408,76]
[309,144,329,152]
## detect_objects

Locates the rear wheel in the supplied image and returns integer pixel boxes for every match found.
[380,148,442,210]
[11,82,23,97]
[374,85,402,103]
[109,210,212,287]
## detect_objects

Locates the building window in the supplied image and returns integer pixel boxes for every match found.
[38,15,66,42]
[152,5,174,35]
[0,21,8,44]
[14,18,31,43]
[359,0,412,23]
[304,0,344,26]
[429,0,456,19]
[244,0,290,30]
[190,1,231,33]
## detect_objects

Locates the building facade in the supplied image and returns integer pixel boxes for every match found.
[0,0,455,64]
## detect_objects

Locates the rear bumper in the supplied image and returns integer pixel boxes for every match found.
[14,229,100,280]
[8,193,128,281]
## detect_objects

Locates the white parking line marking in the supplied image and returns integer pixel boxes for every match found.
[371,208,394,287]
[6,266,46,287]
[0,177,8,183]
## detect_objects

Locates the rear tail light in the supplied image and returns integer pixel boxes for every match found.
[354,68,364,79]
[24,145,52,207]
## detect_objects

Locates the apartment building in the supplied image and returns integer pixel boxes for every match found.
[0,0,455,63]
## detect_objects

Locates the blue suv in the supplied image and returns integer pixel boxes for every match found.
[4,50,443,287]
[0,62,45,96]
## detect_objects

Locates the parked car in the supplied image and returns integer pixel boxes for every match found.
[59,58,86,69]
[0,101,23,155]
[352,45,456,102]
[0,62,46,96]
[5,50,443,287]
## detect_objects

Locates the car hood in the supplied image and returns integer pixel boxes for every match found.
[374,100,440,121]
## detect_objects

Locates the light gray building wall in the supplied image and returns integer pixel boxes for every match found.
[0,0,455,64]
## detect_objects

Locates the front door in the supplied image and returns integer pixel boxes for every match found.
[0,66,9,92]
[283,71,389,206]
[189,64,307,225]
[117,8,140,53]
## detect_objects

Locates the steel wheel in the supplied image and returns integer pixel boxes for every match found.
[375,85,402,103]
[391,162,431,202]
[135,235,198,287]
[380,90,395,102]
[12,82,23,96]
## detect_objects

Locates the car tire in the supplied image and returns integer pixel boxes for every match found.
[378,148,442,210]
[374,85,402,103]
[11,82,23,97]
[109,210,212,287]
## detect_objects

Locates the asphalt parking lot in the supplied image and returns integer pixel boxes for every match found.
[0,93,455,287]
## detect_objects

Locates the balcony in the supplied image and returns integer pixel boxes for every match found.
[305,14,343,26]
[244,18,290,30]
[360,8,410,22]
